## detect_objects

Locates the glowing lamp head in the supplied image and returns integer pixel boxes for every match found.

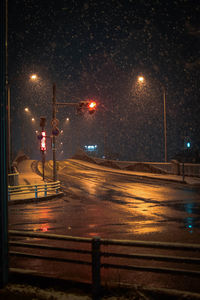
[30,74,38,80]
[138,76,144,83]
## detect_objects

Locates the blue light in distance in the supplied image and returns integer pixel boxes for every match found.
[187,142,191,148]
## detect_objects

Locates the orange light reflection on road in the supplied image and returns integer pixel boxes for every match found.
[40,224,49,232]
[112,183,172,235]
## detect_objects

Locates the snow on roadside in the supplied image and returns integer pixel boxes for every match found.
[0,283,92,300]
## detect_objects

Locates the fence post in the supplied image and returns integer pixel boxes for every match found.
[182,162,185,182]
[44,183,47,196]
[35,185,38,199]
[92,237,101,300]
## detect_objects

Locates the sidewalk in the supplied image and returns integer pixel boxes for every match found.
[9,160,63,203]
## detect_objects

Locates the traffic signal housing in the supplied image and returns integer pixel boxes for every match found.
[77,100,97,115]
[40,131,46,151]
[87,100,97,114]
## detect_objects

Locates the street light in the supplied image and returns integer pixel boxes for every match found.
[138,76,145,83]
[30,74,38,81]
[137,75,167,162]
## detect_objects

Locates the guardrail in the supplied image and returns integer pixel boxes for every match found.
[8,172,19,186]
[8,181,61,200]
[9,230,200,299]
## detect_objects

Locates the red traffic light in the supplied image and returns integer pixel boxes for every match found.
[87,100,97,114]
[40,131,46,151]
[77,100,97,115]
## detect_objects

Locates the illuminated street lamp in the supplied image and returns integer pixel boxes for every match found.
[24,107,29,112]
[138,76,145,83]
[31,117,35,122]
[30,74,38,81]
[137,75,167,162]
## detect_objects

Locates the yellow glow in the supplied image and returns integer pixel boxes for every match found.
[31,118,35,122]
[30,74,38,80]
[24,107,29,112]
[138,76,144,83]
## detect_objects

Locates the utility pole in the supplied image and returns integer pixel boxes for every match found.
[52,83,57,181]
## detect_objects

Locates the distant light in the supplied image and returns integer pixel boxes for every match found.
[187,142,191,148]
[88,101,96,109]
[138,76,144,83]
[66,118,69,122]
[24,107,29,112]
[31,118,35,122]
[30,74,38,80]
[84,145,98,151]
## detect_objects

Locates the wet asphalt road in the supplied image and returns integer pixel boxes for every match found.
[9,159,200,241]
[8,160,200,292]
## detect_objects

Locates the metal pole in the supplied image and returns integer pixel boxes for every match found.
[7,85,11,173]
[52,83,57,181]
[92,237,101,300]
[42,149,45,181]
[0,0,9,287]
[163,87,167,162]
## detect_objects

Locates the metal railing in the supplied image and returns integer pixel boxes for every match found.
[8,172,19,186]
[8,181,60,200]
[9,230,200,299]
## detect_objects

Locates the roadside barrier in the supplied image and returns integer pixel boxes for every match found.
[9,230,200,299]
[8,181,60,200]
[8,172,19,186]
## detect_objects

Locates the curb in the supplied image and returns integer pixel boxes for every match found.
[8,192,64,205]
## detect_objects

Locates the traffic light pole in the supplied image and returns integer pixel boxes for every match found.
[52,85,80,182]
[52,83,57,182]
[51,85,97,182]
[42,151,45,180]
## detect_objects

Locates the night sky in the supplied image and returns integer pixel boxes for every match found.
[8,0,200,162]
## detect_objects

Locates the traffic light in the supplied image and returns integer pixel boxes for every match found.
[87,100,97,114]
[77,100,97,115]
[40,131,46,151]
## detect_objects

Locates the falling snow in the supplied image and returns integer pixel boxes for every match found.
[8,0,200,162]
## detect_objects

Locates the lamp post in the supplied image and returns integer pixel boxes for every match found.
[137,76,167,162]
[163,85,167,162]
[52,83,57,181]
